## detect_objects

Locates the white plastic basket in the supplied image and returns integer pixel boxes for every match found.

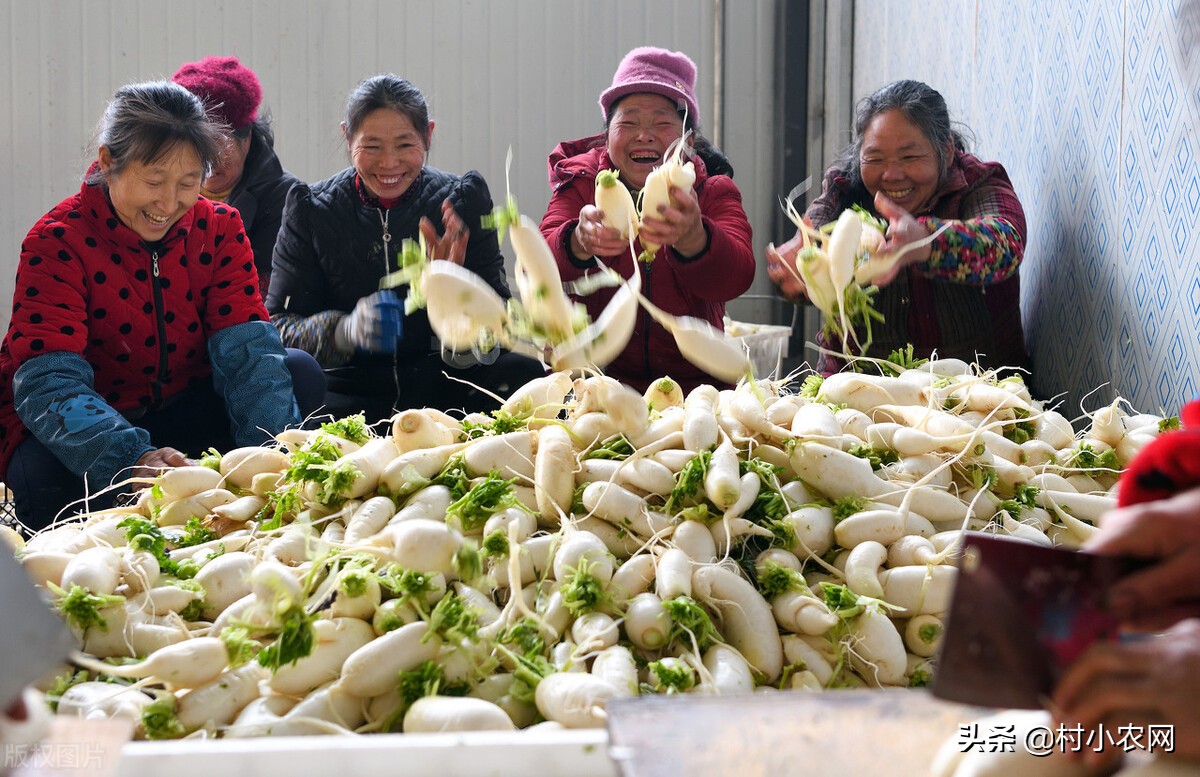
[724,318,792,378]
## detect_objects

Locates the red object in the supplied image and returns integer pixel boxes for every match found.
[172,55,262,130]
[1117,400,1200,506]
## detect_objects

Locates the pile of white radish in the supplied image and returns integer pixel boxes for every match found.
[7,360,1176,742]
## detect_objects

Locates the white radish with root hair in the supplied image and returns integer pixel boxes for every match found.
[636,132,697,263]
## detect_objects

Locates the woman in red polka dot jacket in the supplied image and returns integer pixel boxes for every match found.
[0,81,322,531]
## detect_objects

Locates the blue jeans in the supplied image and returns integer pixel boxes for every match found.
[7,349,323,532]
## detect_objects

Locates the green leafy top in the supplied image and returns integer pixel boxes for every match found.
[321,414,371,445]
[255,600,316,671]
[1159,416,1181,432]
[585,434,635,461]
[198,447,223,471]
[445,472,521,533]
[175,516,217,548]
[49,583,124,634]
[756,561,809,599]
[426,592,480,644]
[118,517,185,578]
[560,557,611,616]
[460,410,528,441]
[798,374,824,399]
[666,450,711,513]
[880,344,928,376]
[647,659,695,694]
[847,444,899,470]
[663,595,721,652]
[831,496,869,523]
[141,696,186,740]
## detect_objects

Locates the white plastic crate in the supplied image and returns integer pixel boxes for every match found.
[724,319,792,378]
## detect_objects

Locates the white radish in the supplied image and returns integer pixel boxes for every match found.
[904,614,945,658]
[673,520,718,563]
[404,696,516,733]
[390,484,454,524]
[636,135,696,262]
[174,663,269,734]
[71,637,229,690]
[704,439,742,509]
[391,408,459,454]
[344,495,398,543]
[692,564,784,681]
[534,424,576,523]
[268,617,375,696]
[158,465,224,499]
[654,547,694,600]
[623,592,672,650]
[60,546,123,595]
[463,430,535,480]
[421,261,509,352]
[534,672,620,729]
[590,645,639,696]
[594,169,639,240]
[700,643,755,695]
[378,442,467,498]
[878,565,956,615]
[336,621,441,698]
[219,447,290,490]
[510,214,577,344]
[56,682,154,722]
[373,519,464,576]
[570,611,620,654]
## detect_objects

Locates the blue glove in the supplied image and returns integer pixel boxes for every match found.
[335,290,404,354]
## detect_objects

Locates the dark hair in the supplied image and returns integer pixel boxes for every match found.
[841,79,971,187]
[602,95,734,178]
[344,74,431,147]
[86,81,224,185]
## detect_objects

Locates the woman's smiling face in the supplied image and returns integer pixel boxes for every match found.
[858,108,946,214]
[605,93,685,191]
[101,142,203,242]
[346,107,431,201]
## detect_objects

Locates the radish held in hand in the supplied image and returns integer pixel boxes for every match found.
[636,134,697,263]
[594,169,638,241]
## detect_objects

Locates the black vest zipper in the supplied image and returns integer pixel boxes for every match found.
[149,251,169,406]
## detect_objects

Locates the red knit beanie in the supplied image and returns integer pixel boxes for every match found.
[599,46,700,126]
[171,55,262,130]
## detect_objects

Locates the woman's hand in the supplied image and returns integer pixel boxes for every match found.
[638,185,706,257]
[1053,619,1200,764]
[571,205,627,260]
[132,447,190,486]
[766,228,809,302]
[418,198,469,265]
[1084,487,1200,631]
[872,191,933,286]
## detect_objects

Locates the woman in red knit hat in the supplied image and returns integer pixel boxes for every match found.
[172,55,300,297]
[539,46,756,394]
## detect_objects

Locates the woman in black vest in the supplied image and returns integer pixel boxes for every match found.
[267,74,544,423]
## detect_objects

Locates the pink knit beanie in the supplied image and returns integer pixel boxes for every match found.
[599,46,700,126]
[172,56,262,130]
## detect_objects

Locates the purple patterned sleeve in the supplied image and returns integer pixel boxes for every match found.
[272,311,352,369]
[917,173,1027,285]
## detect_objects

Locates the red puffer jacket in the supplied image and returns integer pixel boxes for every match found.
[539,136,755,393]
[0,179,269,472]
